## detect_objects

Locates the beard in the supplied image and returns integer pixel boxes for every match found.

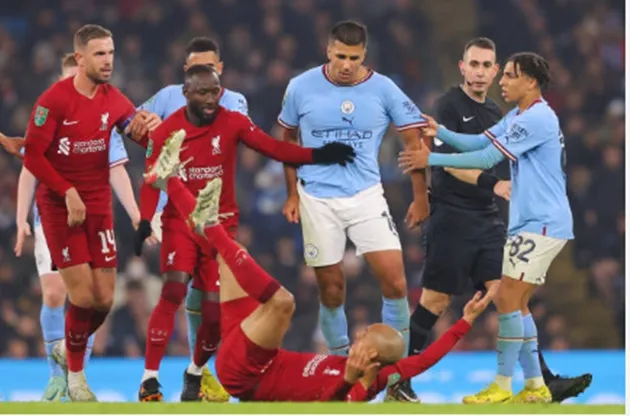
[87,68,110,84]
[190,104,216,124]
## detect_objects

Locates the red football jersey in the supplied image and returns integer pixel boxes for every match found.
[141,106,313,228]
[24,76,135,215]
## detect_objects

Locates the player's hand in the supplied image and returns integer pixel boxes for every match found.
[65,188,86,227]
[462,287,497,324]
[345,343,380,384]
[312,142,356,166]
[398,140,430,174]
[14,222,32,257]
[0,133,25,159]
[405,199,429,229]
[134,219,153,256]
[133,219,159,246]
[282,195,300,223]
[420,113,438,137]
[494,180,511,201]
[143,112,162,132]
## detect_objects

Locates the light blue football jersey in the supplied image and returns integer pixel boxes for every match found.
[429,99,574,239]
[110,85,248,213]
[31,132,128,227]
[278,65,427,198]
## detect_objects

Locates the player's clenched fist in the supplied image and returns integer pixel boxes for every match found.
[65,187,86,226]
[344,344,380,384]
[282,195,300,223]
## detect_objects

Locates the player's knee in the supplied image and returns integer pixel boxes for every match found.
[319,284,344,309]
[380,275,407,299]
[270,288,295,317]
[420,289,450,315]
[494,279,520,313]
[67,289,94,308]
[41,276,67,308]
[92,293,114,312]
[161,280,188,305]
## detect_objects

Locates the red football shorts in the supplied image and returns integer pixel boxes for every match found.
[39,208,116,270]
[160,218,236,292]
[215,325,279,399]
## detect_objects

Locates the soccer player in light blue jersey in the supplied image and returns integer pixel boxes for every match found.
[279,20,430,402]
[8,53,140,402]
[119,37,246,402]
[399,52,572,404]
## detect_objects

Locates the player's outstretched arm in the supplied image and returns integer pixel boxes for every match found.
[372,290,495,395]
[0,132,25,159]
[14,166,36,256]
[238,115,355,166]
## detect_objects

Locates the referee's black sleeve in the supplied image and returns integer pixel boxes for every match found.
[433,96,459,131]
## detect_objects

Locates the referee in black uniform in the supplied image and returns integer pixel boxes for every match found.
[390,38,592,403]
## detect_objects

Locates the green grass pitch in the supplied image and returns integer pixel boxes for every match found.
[0,403,624,414]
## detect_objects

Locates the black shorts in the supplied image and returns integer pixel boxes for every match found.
[421,204,506,295]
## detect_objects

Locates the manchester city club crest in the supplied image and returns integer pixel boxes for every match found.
[340,100,355,114]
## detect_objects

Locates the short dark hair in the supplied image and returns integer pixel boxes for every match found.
[185,63,218,81]
[507,52,552,90]
[463,37,496,55]
[186,37,220,57]
[74,24,112,49]
[60,53,77,69]
[329,20,368,47]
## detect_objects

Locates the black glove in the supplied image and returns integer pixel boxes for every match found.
[312,142,356,166]
[134,219,152,256]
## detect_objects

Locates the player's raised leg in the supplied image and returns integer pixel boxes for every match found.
[192,179,293,351]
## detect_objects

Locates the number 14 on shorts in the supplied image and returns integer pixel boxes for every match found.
[98,229,117,255]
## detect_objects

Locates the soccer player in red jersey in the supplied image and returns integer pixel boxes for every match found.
[23,24,158,401]
[134,64,355,401]
[142,143,494,402]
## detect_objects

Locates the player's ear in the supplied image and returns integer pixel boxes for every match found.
[458,60,465,77]
[216,61,224,76]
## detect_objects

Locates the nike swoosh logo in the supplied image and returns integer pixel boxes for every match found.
[105,255,116,262]
[63,120,79,125]
[463,116,475,122]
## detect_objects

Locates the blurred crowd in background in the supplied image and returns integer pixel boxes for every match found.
[0,0,624,359]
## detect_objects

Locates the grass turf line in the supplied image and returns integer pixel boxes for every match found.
[0,403,625,414]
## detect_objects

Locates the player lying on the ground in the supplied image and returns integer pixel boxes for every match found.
[143,139,495,402]
[398,52,575,404]
[134,64,356,402]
